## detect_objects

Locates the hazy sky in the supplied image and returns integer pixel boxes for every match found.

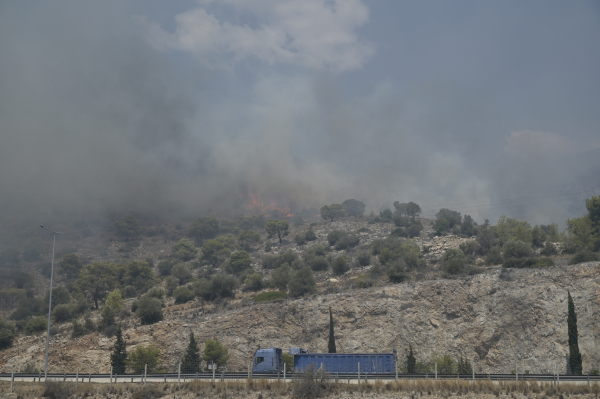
[1,0,600,226]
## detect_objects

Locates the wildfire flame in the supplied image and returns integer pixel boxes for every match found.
[246,193,293,218]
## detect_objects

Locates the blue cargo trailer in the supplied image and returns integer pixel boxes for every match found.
[252,348,397,374]
[294,351,396,373]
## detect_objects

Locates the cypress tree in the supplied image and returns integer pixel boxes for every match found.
[406,345,416,374]
[182,331,202,373]
[328,307,336,353]
[568,291,582,375]
[110,324,127,374]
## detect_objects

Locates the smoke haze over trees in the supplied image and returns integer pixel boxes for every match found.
[1,0,600,230]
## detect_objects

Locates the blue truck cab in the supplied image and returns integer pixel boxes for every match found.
[252,347,283,373]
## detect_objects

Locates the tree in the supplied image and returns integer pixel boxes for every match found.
[342,199,365,219]
[171,263,192,284]
[182,331,202,373]
[270,263,292,291]
[586,196,600,249]
[120,261,157,294]
[187,217,220,242]
[502,239,533,259]
[203,338,230,370]
[127,345,160,373]
[172,238,198,261]
[332,256,349,275]
[434,209,462,235]
[320,204,345,222]
[174,286,195,304]
[328,307,336,353]
[75,262,119,309]
[238,230,261,252]
[201,239,231,266]
[442,249,467,275]
[405,202,421,219]
[460,215,477,237]
[0,318,17,349]
[229,251,253,275]
[59,253,83,279]
[288,267,316,297]
[135,296,163,325]
[115,215,141,240]
[106,289,124,311]
[457,357,472,374]
[393,202,408,217]
[568,291,582,375]
[265,219,289,244]
[406,345,416,374]
[110,325,127,374]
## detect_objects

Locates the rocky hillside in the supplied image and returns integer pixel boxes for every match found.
[2,262,599,375]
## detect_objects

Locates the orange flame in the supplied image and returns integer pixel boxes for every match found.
[246,193,293,218]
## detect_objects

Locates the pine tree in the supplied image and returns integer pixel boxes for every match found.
[406,345,416,374]
[110,324,127,374]
[328,307,336,353]
[568,291,582,375]
[182,331,201,373]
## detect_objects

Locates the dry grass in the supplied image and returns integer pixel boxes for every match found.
[1,378,599,398]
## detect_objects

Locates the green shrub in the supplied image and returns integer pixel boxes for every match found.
[253,291,288,302]
[288,267,316,297]
[294,234,306,246]
[174,286,195,304]
[485,246,503,265]
[270,264,292,290]
[193,274,239,301]
[327,230,347,246]
[0,318,18,349]
[540,241,558,256]
[334,234,359,250]
[165,276,178,295]
[135,296,163,325]
[590,369,600,376]
[308,256,329,272]
[145,287,165,299]
[171,263,192,284]
[52,303,75,323]
[386,259,407,283]
[442,249,467,275]
[502,239,533,259]
[127,345,161,373]
[172,238,198,261]
[243,273,264,292]
[230,251,253,274]
[357,252,371,266]
[332,256,349,275]
[24,316,47,335]
[262,250,297,270]
[568,249,599,265]
[304,229,317,242]
[459,241,480,256]
[10,297,45,321]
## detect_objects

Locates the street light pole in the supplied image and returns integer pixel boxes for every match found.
[40,225,67,384]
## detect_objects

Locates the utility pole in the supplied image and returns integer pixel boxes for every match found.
[40,225,67,384]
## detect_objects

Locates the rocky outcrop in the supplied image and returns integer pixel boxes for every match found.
[3,262,599,375]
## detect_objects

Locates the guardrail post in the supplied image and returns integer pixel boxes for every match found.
[110,366,113,389]
[284,363,286,383]
[63,373,66,382]
[212,364,215,383]
[435,363,437,380]
[358,362,360,384]
[588,374,590,386]
[178,363,181,388]
[515,365,518,382]
[76,368,79,387]
[88,373,91,383]
[144,364,147,387]
[248,364,251,379]
[395,360,398,381]
[472,361,474,382]
[11,368,14,393]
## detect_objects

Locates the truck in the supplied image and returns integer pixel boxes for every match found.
[252,347,397,374]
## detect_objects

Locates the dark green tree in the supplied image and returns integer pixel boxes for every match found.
[187,217,220,242]
[182,331,201,373]
[328,307,336,353]
[110,325,127,374]
[265,219,289,243]
[201,239,231,266]
[229,251,253,274]
[457,357,472,374]
[320,204,346,222]
[115,215,141,240]
[238,230,261,251]
[203,338,230,369]
[342,199,366,218]
[59,253,83,279]
[172,238,198,261]
[405,202,421,219]
[586,196,600,250]
[406,345,416,374]
[74,261,119,309]
[568,291,582,375]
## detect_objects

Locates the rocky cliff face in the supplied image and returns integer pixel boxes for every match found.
[3,262,599,375]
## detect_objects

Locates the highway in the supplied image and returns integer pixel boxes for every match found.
[1,372,599,384]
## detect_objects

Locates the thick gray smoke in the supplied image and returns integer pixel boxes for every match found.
[1,0,599,230]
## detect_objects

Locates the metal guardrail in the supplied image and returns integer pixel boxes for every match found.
[1,372,599,383]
